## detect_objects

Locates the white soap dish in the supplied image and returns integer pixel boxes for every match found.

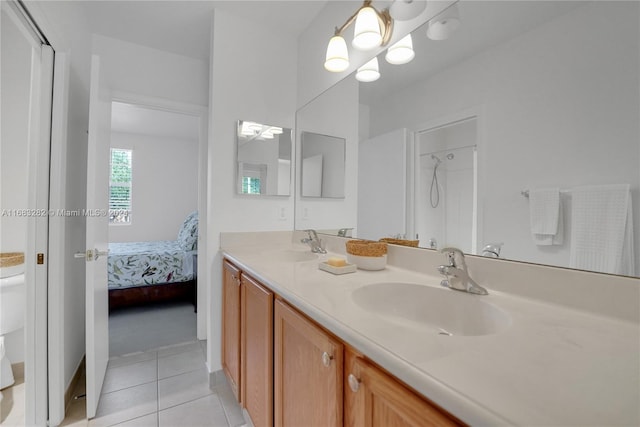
[318,262,357,275]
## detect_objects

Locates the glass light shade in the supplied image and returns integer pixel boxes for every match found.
[390,0,427,21]
[261,130,275,139]
[426,5,461,40]
[355,57,380,82]
[324,35,350,72]
[269,127,283,135]
[352,6,382,50]
[247,121,263,131]
[385,34,415,65]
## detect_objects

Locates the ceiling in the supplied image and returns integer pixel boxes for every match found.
[72,0,328,61]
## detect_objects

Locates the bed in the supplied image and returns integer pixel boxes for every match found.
[107,211,198,311]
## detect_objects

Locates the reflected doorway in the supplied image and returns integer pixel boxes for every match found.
[415,118,478,253]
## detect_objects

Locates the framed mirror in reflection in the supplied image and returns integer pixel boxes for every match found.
[236,120,292,196]
[300,131,346,198]
[294,1,639,277]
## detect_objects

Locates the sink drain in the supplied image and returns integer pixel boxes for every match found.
[437,328,453,336]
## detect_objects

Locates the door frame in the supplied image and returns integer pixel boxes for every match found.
[109,90,209,340]
[410,106,484,254]
[2,1,55,424]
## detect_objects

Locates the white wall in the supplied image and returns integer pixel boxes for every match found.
[368,2,640,271]
[92,34,209,107]
[207,7,298,370]
[358,129,407,240]
[109,132,198,242]
[296,76,359,231]
[300,132,345,198]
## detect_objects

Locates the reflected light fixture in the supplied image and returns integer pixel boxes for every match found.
[389,0,427,21]
[426,4,461,40]
[385,34,415,65]
[239,121,282,140]
[356,57,380,82]
[324,0,393,72]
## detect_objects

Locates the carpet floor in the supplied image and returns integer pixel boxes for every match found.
[109,302,197,356]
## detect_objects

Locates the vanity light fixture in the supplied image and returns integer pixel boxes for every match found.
[426,4,461,40]
[385,34,415,65]
[356,57,380,82]
[324,0,393,72]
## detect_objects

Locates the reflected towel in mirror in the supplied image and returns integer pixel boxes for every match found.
[569,184,635,275]
[529,188,563,245]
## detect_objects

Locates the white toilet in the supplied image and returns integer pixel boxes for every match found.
[0,253,25,390]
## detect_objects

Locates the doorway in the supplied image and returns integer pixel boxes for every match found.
[415,118,478,253]
[107,101,201,356]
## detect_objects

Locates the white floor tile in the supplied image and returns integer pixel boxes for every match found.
[111,412,158,427]
[108,351,158,369]
[157,348,206,380]
[158,394,228,427]
[158,369,213,411]
[157,341,202,359]
[90,382,157,427]
[102,359,157,394]
[216,375,245,427]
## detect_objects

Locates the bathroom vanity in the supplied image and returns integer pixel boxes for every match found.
[220,232,639,427]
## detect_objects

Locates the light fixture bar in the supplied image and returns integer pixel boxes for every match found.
[333,0,394,47]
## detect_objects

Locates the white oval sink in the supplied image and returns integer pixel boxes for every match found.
[265,249,318,263]
[352,282,510,336]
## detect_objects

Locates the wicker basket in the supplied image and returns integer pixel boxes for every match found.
[345,240,387,257]
[0,252,24,268]
[379,238,420,248]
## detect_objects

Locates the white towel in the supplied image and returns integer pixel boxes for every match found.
[569,184,635,275]
[529,188,563,245]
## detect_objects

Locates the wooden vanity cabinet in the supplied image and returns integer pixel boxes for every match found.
[345,348,463,427]
[274,299,344,427]
[241,274,274,427]
[223,258,462,427]
[222,259,241,400]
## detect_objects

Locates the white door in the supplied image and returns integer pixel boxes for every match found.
[83,54,112,419]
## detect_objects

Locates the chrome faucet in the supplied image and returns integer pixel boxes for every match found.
[301,229,327,254]
[437,247,488,295]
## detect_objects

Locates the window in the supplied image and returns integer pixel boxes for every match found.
[110,148,132,224]
[242,177,261,194]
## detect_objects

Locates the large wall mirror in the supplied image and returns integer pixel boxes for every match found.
[294,1,640,278]
[236,120,292,196]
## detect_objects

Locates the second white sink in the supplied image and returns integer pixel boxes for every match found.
[352,282,510,336]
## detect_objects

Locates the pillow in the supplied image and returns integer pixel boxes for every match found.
[177,211,198,251]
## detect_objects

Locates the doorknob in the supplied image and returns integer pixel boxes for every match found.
[74,248,109,261]
[74,249,94,261]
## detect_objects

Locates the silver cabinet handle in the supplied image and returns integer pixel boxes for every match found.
[322,352,333,367]
[348,374,360,392]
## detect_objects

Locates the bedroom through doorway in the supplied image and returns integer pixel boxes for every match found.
[107,101,201,357]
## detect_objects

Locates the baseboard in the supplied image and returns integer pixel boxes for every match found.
[64,356,85,413]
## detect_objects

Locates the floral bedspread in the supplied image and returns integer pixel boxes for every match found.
[108,240,195,289]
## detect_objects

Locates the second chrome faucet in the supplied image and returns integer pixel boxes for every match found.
[437,247,488,295]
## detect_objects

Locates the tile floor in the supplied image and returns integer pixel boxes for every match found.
[61,341,247,427]
[0,362,25,426]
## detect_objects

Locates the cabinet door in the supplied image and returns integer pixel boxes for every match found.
[345,348,463,427]
[274,299,343,427]
[241,274,274,427]
[222,259,241,400]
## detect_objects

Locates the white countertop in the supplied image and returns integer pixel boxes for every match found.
[222,242,640,426]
